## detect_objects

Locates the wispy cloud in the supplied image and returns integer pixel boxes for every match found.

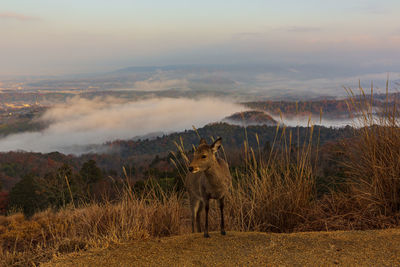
[133,78,189,91]
[0,12,41,21]
[286,26,321,33]
[231,32,264,40]
[356,5,388,15]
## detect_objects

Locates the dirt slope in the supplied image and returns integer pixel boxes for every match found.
[45,229,400,266]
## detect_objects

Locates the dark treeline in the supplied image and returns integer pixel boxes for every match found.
[1,123,354,190]
[108,123,353,158]
[244,92,400,119]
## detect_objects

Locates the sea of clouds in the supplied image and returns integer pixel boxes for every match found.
[0,97,244,155]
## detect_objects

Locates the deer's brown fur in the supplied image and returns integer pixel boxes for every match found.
[186,137,232,238]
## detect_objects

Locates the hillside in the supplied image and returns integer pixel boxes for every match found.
[0,123,353,192]
[45,229,400,266]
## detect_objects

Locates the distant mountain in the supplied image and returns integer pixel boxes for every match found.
[223,111,277,126]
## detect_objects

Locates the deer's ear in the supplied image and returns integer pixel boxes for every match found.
[199,138,207,145]
[211,137,222,153]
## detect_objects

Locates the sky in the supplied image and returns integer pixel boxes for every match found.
[1,0,400,75]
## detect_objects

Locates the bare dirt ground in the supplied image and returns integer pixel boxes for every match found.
[45,228,400,266]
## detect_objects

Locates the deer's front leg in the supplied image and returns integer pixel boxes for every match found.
[204,198,210,238]
[219,197,226,235]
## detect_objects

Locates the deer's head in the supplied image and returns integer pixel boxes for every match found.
[188,137,222,174]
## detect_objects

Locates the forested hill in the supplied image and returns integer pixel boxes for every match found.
[0,123,354,192]
[107,122,353,158]
[223,111,277,126]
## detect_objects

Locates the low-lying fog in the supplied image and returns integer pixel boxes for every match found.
[275,116,354,128]
[0,97,244,155]
[0,96,360,155]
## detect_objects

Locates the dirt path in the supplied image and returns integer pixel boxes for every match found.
[45,229,400,266]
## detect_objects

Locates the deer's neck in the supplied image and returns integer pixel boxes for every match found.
[204,161,223,183]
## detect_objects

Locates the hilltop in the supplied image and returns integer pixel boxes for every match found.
[45,229,400,266]
[223,110,278,126]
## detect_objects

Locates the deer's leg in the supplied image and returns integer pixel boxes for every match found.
[191,204,195,233]
[219,197,226,235]
[204,198,210,238]
[196,201,203,232]
[190,199,199,233]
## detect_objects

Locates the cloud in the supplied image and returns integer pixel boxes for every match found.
[352,4,389,15]
[0,12,41,21]
[253,71,400,97]
[0,97,243,154]
[231,26,322,39]
[286,26,321,33]
[272,114,354,128]
[231,32,264,40]
[133,78,189,91]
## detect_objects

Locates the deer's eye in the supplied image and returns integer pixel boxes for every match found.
[201,155,207,159]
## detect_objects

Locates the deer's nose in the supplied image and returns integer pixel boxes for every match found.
[189,166,194,172]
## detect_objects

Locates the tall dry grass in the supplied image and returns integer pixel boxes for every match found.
[172,121,317,233]
[0,181,188,266]
[227,125,316,232]
[343,83,400,219]
[298,83,400,231]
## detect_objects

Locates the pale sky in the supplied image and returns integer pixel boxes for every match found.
[1,0,400,75]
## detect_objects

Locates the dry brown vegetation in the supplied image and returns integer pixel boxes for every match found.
[0,188,187,266]
[1,84,400,266]
[298,85,400,231]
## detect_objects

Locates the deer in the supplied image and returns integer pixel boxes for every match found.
[186,137,232,238]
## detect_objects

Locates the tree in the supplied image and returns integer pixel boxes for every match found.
[80,160,103,184]
[78,160,104,199]
[8,173,45,217]
[0,191,8,215]
[34,164,77,210]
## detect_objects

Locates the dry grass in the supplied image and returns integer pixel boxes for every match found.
[172,119,317,233]
[344,84,400,216]
[0,186,188,266]
[226,125,316,233]
[297,83,400,231]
